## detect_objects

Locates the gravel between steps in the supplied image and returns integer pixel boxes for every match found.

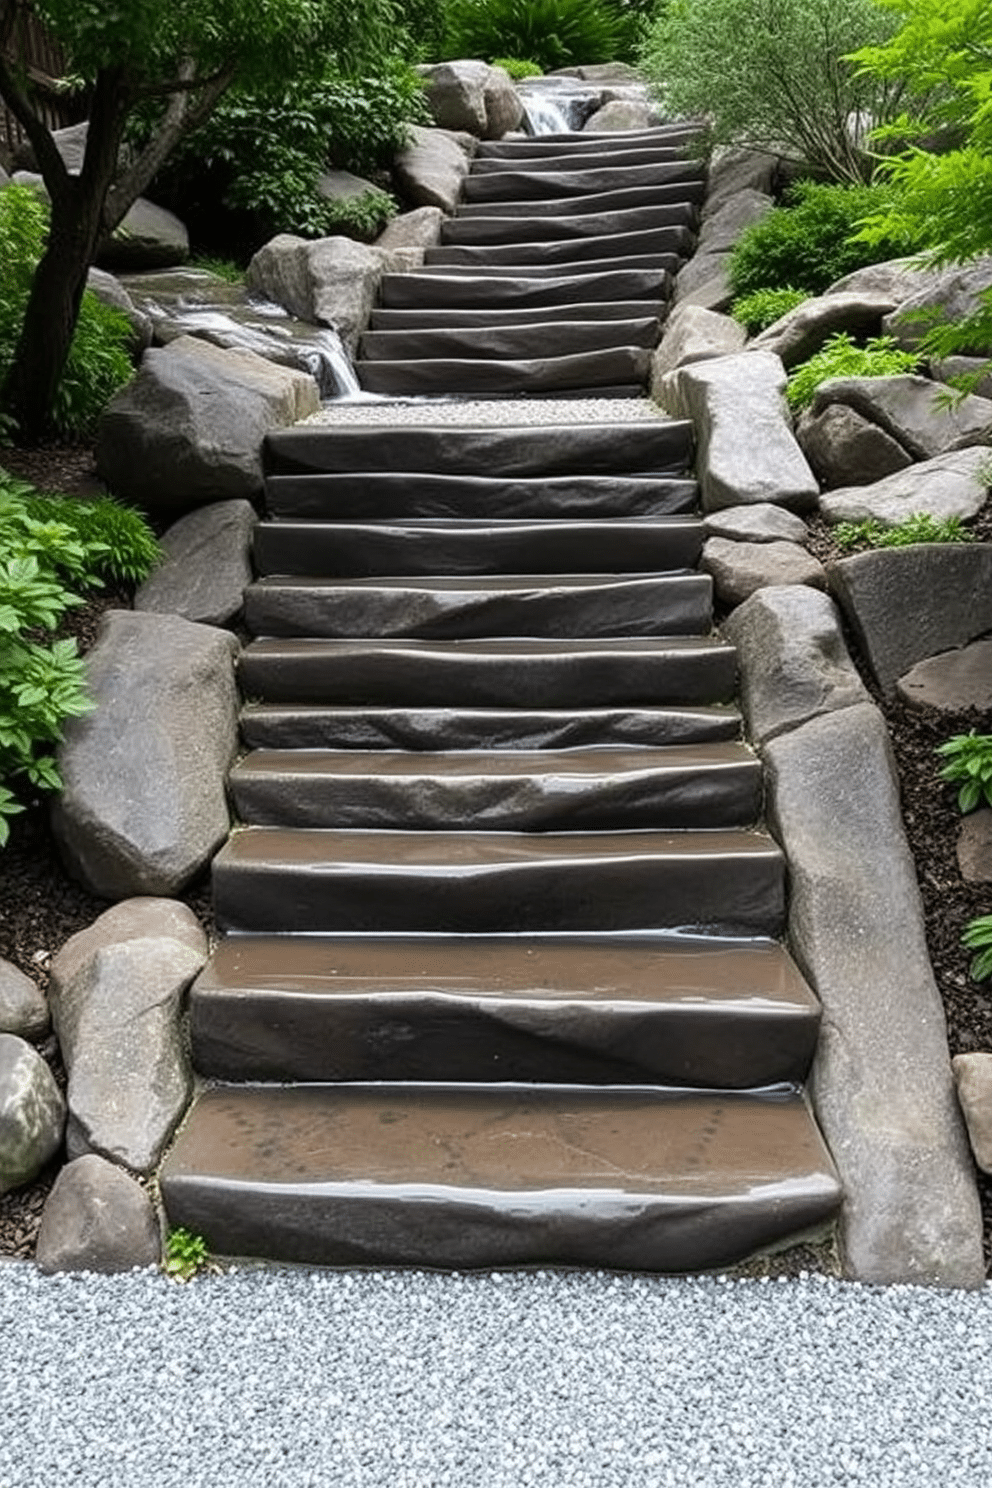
[2,1263,992,1487]
[303,396,669,426]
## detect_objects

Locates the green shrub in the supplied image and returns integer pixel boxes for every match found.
[785,332,922,410]
[936,732,992,814]
[444,0,637,72]
[962,915,992,982]
[731,287,811,335]
[0,186,133,439]
[833,513,975,551]
[729,180,918,300]
[491,57,544,79]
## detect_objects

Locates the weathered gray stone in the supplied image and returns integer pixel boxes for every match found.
[49,900,207,1174]
[704,504,808,545]
[317,168,377,202]
[809,374,992,460]
[562,63,642,83]
[885,258,992,352]
[826,257,945,305]
[134,499,255,628]
[703,147,777,219]
[0,959,49,1041]
[723,585,870,746]
[13,171,188,271]
[650,304,746,388]
[35,1154,162,1274]
[930,356,992,400]
[13,121,94,174]
[660,351,819,512]
[246,235,385,352]
[672,251,733,312]
[702,537,825,608]
[52,610,239,898]
[697,189,773,256]
[956,810,992,884]
[418,61,523,139]
[820,448,991,528]
[393,125,475,214]
[86,267,152,352]
[829,543,992,694]
[582,98,657,133]
[952,1054,992,1175]
[376,207,444,255]
[97,336,318,518]
[765,704,985,1287]
[796,403,912,490]
[750,292,896,369]
[896,637,992,714]
[0,1035,64,1195]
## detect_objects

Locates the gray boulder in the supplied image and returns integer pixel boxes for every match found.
[829,543,992,694]
[0,164,8,187]
[703,148,777,219]
[885,258,992,352]
[765,703,985,1287]
[931,356,992,399]
[35,1154,162,1274]
[659,351,819,512]
[723,585,871,746]
[650,304,746,388]
[0,1035,65,1195]
[246,234,386,352]
[953,1055,992,1175]
[672,251,733,313]
[583,99,657,132]
[317,168,378,203]
[750,292,896,369]
[394,125,476,214]
[52,610,239,898]
[376,207,444,255]
[702,537,825,608]
[696,189,773,256]
[12,170,188,272]
[808,374,992,460]
[704,504,808,544]
[134,499,255,628]
[826,257,945,304]
[418,61,523,139]
[957,810,992,885]
[796,403,912,490]
[49,899,207,1174]
[13,121,121,176]
[97,336,318,518]
[86,267,152,353]
[896,636,992,714]
[819,447,992,527]
[0,959,49,1042]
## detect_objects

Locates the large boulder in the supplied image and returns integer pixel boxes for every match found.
[703,148,778,219]
[86,267,153,353]
[97,336,318,518]
[828,543,992,694]
[826,257,945,304]
[696,189,774,256]
[702,537,825,608]
[393,125,476,214]
[418,61,523,139]
[750,292,896,369]
[650,304,746,388]
[807,374,992,460]
[246,234,386,352]
[885,257,992,352]
[796,403,912,490]
[659,351,819,512]
[672,250,733,313]
[583,98,657,132]
[819,447,992,527]
[376,207,444,255]
[0,1034,65,1195]
[134,499,255,628]
[0,959,49,1042]
[52,610,239,898]
[35,1154,162,1274]
[48,899,207,1174]
[13,170,188,271]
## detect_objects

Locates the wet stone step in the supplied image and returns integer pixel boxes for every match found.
[454,182,707,218]
[212,826,785,935]
[469,145,696,175]
[440,203,697,247]
[425,226,694,266]
[189,933,820,1087]
[239,703,741,752]
[368,301,669,329]
[228,743,761,833]
[377,267,670,310]
[243,572,712,641]
[159,1083,840,1270]
[358,318,661,364]
[354,348,652,398]
[461,161,706,204]
[238,636,737,709]
[252,516,703,577]
[411,253,680,279]
[475,126,706,158]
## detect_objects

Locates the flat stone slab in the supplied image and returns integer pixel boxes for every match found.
[455,182,702,219]
[426,225,693,266]
[957,810,992,883]
[703,505,808,544]
[370,301,670,330]
[356,347,651,397]
[819,448,991,527]
[161,1083,840,1271]
[809,375,992,461]
[461,161,706,204]
[702,538,825,608]
[377,267,670,311]
[896,637,992,713]
[953,1054,992,1173]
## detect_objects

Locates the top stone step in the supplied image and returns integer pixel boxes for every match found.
[475,126,705,158]
[455,183,706,218]
[469,144,695,175]
[462,161,707,204]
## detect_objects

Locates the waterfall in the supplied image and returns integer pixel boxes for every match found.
[515,78,604,135]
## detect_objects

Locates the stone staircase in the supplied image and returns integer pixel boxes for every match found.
[159,125,842,1272]
[355,125,705,397]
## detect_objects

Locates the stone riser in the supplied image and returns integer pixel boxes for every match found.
[426,226,693,266]
[369,301,668,329]
[454,182,706,218]
[469,146,694,175]
[475,127,705,158]
[440,204,696,247]
[412,254,680,279]
[354,347,652,398]
[358,318,661,363]
[377,268,669,311]
[461,163,706,204]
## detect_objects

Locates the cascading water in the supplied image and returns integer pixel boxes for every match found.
[515,77,604,135]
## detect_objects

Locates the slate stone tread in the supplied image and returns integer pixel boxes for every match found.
[369,302,669,329]
[378,268,670,310]
[461,162,706,204]
[425,227,694,265]
[355,347,652,398]
[455,182,708,218]
[358,318,661,363]
[411,253,680,279]
[440,204,697,246]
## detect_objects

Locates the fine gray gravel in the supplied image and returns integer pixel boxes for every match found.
[2,1264,992,1487]
[304,396,667,427]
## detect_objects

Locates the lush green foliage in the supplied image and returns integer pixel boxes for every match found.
[491,57,544,79]
[638,0,901,183]
[0,186,133,438]
[188,256,245,284]
[444,0,637,72]
[731,288,811,335]
[833,513,975,551]
[164,1226,212,1281]
[729,181,918,299]
[786,332,922,409]
[962,915,992,983]
[0,467,159,842]
[937,732,992,814]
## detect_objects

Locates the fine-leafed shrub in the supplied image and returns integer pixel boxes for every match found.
[833,513,975,552]
[444,0,637,72]
[491,57,544,79]
[785,332,921,409]
[731,287,811,335]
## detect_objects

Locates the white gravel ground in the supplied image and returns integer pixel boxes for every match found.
[303,396,668,427]
[2,1263,991,1488]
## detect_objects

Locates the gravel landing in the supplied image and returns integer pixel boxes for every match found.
[304,395,668,427]
[1,1264,992,1487]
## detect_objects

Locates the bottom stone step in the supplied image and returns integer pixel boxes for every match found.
[160,1083,841,1271]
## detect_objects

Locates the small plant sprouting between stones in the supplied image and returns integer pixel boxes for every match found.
[785,332,922,411]
[731,287,811,336]
[936,732,992,814]
[164,1227,212,1282]
[962,916,992,983]
[833,514,975,552]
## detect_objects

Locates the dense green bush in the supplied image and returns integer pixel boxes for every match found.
[0,186,133,440]
[0,468,159,843]
[491,57,544,79]
[731,287,811,335]
[729,181,918,300]
[444,0,637,72]
[785,332,922,409]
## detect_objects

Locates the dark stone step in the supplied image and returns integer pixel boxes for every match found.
[189,933,818,1087]
[240,703,741,752]
[244,572,712,640]
[264,419,694,479]
[377,267,669,310]
[476,126,705,158]
[253,516,702,577]
[440,203,696,247]
[354,347,651,397]
[160,1083,840,1271]
[411,252,680,279]
[239,636,736,708]
[470,144,696,175]
[455,182,705,218]
[426,226,693,267]
[359,318,660,364]
[264,472,698,522]
[212,826,785,935]
[462,162,706,204]
[369,300,668,330]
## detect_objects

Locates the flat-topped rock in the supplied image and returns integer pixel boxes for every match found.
[702,538,825,608]
[809,375,992,460]
[134,499,255,628]
[896,637,992,713]
[819,448,991,527]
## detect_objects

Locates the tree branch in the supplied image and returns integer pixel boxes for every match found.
[0,49,70,195]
